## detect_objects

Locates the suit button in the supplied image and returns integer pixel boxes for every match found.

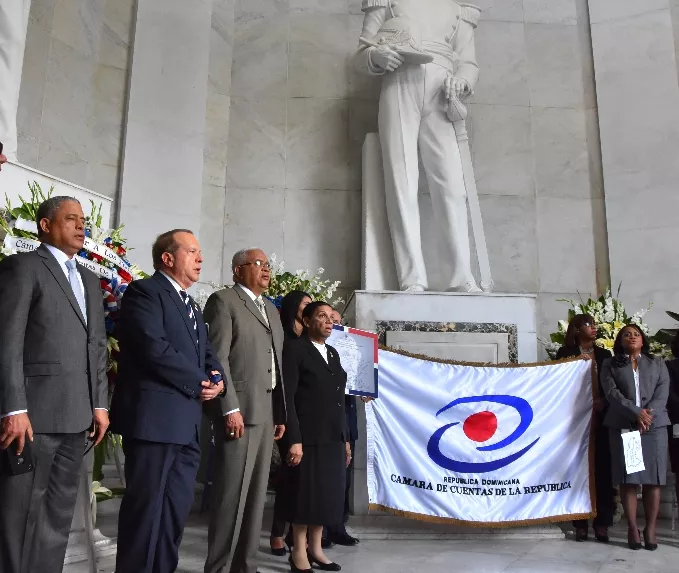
[266,389,272,394]
[266,329,271,335]
[267,368,272,373]
[338,403,341,407]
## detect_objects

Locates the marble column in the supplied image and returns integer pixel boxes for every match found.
[117,0,212,273]
[588,0,679,329]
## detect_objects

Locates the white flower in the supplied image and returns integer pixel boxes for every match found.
[317,267,325,274]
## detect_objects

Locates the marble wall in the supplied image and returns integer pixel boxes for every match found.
[215,0,375,291]
[589,0,679,332]
[16,0,135,200]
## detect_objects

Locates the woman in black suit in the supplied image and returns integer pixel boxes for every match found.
[271,290,312,555]
[555,314,613,542]
[282,301,351,573]
[600,325,670,550]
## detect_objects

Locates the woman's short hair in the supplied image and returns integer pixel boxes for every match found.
[280,290,311,338]
[612,323,651,365]
[564,314,596,348]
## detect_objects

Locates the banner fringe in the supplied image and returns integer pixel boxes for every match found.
[368,504,596,529]
[378,345,584,369]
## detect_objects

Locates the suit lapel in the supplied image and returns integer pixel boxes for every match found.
[234,284,269,329]
[37,245,87,329]
[638,354,653,401]
[79,266,94,332]
[618,362,637,400]
[153,272,199,354]
[304,337,333,373]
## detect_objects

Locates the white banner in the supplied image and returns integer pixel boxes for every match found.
[367,350,595,526]
[5,235,115,280]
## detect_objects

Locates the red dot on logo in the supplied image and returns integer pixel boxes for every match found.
[463,411,498,442]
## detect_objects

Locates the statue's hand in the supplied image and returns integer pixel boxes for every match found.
[370,44,404,72]
[444,76,471,100]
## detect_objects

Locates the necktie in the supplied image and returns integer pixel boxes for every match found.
[179,290,198,342]
[255,297,276,389]
[65,259,87,324]
[255,297,269,325]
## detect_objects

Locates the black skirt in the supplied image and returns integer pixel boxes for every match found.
[281,442,346,526]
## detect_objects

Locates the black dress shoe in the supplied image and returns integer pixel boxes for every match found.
[628,529,642,550]
[574,529,588,542]
[328,533,359,546]
[321,538,335,549]
[289,555,314,573]
[308,552,341,572]
[643,528,658,551]
[594,532,609,544]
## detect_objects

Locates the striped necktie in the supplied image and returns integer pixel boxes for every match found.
[179,290,198,342]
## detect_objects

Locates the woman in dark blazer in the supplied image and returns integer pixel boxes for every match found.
[270,290,312,555]
[666,334,679,510]
[282,301,351,573]
[600,324,670,550]
[556,314,613,542]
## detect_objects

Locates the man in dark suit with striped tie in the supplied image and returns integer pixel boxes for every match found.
[110,229,225,573]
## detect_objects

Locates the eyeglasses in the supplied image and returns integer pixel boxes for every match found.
[240,260,271,270]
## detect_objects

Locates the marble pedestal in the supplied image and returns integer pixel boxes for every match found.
[347,289,537,517]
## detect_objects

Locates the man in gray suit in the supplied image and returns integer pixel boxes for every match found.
[203,248,286,573]
[0,196,109,573]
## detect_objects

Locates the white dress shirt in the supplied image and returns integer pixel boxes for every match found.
[633,366,641,408]
[2,244,105,418]
[312,340,329,363]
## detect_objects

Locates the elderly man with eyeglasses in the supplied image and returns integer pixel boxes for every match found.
[202,248,287,573]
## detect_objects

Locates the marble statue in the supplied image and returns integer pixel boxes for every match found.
[354,0,492,293]
[0,0,31,162]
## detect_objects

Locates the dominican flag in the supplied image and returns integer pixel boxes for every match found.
[367,350,594,526]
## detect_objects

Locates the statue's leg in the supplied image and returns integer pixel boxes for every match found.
[419,66,475,290]
[0,0,31,162]
[378,66,428,290]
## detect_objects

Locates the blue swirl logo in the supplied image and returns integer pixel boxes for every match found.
[427,395,539,473]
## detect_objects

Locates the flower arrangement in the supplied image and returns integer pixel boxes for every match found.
[265,253,343,308]
[542,287,668,359]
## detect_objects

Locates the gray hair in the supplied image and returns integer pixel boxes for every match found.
[36,196,81,237]
[231,248,261,272]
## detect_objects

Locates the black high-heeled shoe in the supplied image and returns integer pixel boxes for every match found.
[307,551,341,572]
[574,528,588,542]
[271,545,287,557]
[643,528,658,551]
[628,529,642,550]
[594,528,609,543]
[289,554,314,573]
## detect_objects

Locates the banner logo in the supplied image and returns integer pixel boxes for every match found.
[427,395,539,474]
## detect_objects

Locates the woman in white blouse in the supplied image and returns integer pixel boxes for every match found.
[600,325,670,551]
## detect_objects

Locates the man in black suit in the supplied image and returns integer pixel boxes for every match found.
[0,196,109,573]
[110,229,225,573]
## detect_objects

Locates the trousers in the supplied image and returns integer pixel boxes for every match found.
[378,63,473,290]
[0,432,85,573]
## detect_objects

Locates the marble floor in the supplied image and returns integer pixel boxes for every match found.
[65,510,679,573]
